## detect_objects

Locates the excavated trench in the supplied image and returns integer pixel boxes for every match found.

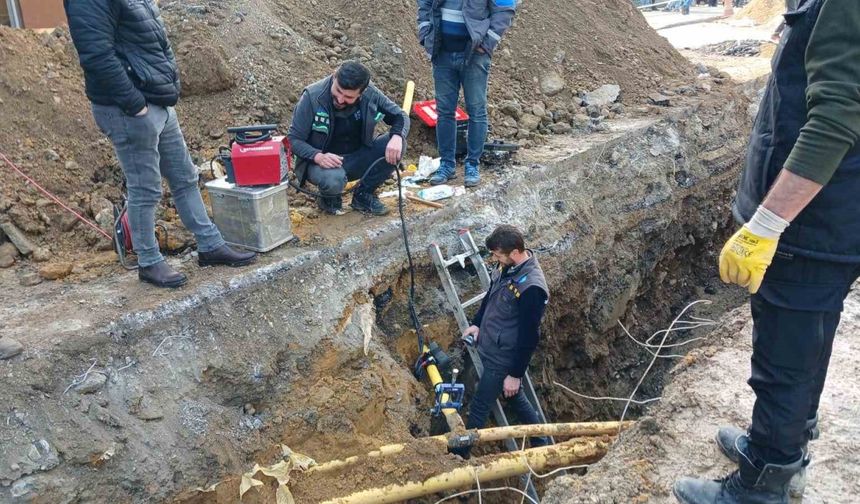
[0,87,756,503]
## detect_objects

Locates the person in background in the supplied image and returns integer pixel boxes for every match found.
[416,0,517,188]
[288,61,409,216]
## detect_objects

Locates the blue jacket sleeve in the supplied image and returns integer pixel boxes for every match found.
[416,0,434,43]
[66,0,147,116]
[481,0,518,55]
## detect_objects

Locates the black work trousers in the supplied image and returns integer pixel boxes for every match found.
[747,252,860,465]
[465,364,548,447]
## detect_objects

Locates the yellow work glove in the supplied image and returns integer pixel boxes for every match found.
[718,206,789,294]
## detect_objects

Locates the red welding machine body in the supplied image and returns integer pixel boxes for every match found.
[229,135,292,187]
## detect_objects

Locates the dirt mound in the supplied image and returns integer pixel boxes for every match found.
[0,0,692,282]
[735,0,785,25]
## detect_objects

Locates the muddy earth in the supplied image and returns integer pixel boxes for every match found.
[4,1,852,504]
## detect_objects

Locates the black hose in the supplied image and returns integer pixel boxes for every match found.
[395,164,426,356]
[288,156,391,199]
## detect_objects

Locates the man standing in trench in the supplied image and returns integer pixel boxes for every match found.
[64,0,256,288]
[454,225,549,457]
[674,1,860,503]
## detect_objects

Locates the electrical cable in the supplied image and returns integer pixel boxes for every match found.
[395,162,427,356]
[1,151,114,241]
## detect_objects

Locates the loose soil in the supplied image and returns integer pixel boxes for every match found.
[0,0,692,284]
[544,287,860,504]
[735,0,786,25]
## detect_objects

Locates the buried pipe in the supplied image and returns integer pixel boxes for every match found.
[319,437,611,504]
[307,420,633,475]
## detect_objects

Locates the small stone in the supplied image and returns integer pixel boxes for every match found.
[39,262,73,280]
[0,222,36,256]
[43,149,60,162]
[499,100,523,119]
[0,242,17,268]
[532,102,546,118]
[19,271,43,287]
[586,104,601,118]
[539,71,565,97]
[648,93,671,107]
[244,403,256,415]
[518,113,541,131]
[95,209,114,234]
[550,122,572,134]
[31,247,50,263]
[572,114,590,128]
[583,84,621,107]
[0,338,24,360]
[76,372,107,394]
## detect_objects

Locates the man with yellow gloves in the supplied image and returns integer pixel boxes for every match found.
[674,1,860,503]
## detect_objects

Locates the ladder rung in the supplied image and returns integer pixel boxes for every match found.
[460,292,486,309]
[442,252,472,268]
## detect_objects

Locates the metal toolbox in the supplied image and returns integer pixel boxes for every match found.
[205,178,293,253]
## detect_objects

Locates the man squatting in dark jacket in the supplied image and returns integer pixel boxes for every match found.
[64,0,255,288]
[288,61,410,216]
[454,225,550,458]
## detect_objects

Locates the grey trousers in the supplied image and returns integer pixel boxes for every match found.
[92,103,224,267]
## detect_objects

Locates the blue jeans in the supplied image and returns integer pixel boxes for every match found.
[465,364,548,447]
[432,50,491,170]
[92,103,225,268]
[306,134,398,196]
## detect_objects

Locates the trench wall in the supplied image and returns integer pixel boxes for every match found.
[0,94,752,503]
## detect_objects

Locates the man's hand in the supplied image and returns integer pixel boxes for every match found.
[135,105,149,117]
[386,135,403,165]
[719,204,790,294]
[476,46,486,54]
[503,376,521,398]
[314,152,344,169]
[463,325,480,343]
[719,226,779,294]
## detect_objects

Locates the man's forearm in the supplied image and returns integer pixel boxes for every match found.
[761,169,824,222]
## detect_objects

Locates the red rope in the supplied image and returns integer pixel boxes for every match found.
[0,151,114,241]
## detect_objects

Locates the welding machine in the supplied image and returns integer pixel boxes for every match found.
[218,124,292,187]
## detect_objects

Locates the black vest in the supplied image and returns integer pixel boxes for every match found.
[478,253,549,370]
[733,0,860,262]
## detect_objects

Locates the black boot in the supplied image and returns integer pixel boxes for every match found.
[139,261,187,288]
[674,449,803,504]
[198,244,256,267]
[317,195,344,216]
[351,189,390,216]
[715,416,817,498]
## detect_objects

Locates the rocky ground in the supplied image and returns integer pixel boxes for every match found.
[0,0,694,287]
[543,289,860,504]
[4,2,849,504]
[0,87,753,502]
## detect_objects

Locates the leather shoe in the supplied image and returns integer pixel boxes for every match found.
[198,244,256,267]
[139,261,187,288]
